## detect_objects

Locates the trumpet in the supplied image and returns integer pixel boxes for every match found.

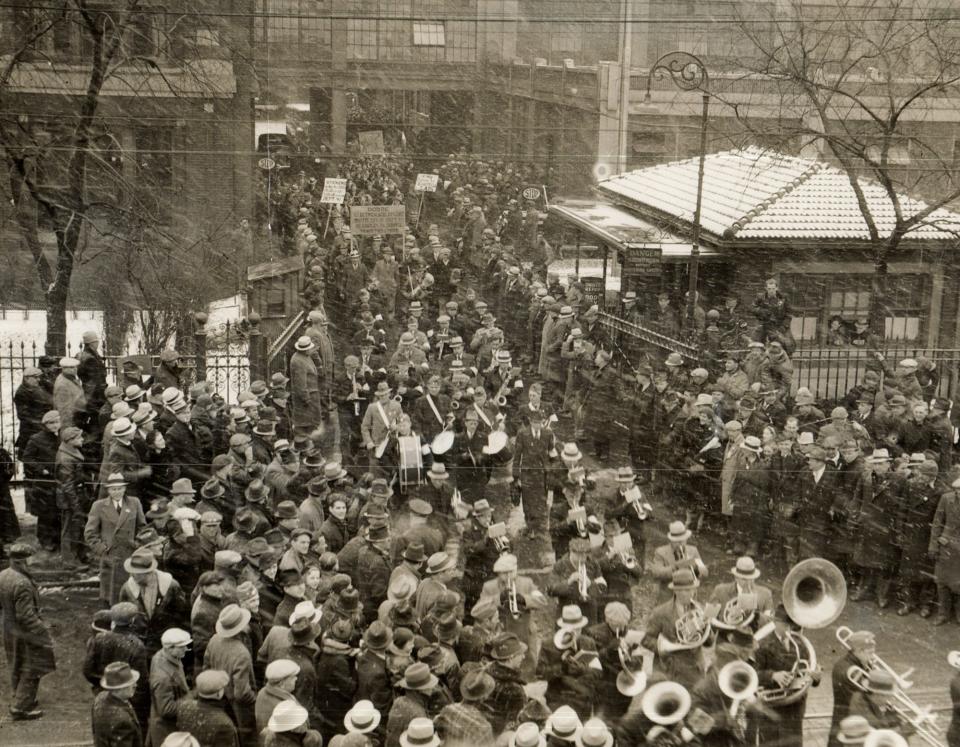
[578,561,589,600]
[393,394,404,403]
[616,640,648,697]
[846,665,944,747]
[837,626,914,690]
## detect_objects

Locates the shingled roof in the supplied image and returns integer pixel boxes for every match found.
[597,146,960,243]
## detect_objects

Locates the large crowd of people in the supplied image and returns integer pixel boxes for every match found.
[1,153,960,747]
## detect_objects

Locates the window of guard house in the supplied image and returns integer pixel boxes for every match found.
[784,273,927,347]
[413,22,445,47]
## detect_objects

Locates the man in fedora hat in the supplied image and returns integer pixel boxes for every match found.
[514,408,555,542]
[176,669,239,747]
[204,604,257,745]
[98,415,151,501]
[85,472,148,605]
[354,523,393,623]
[290,336,323,435]
[535,604,598,682]
[119,547,188,656]
[547,538,606,625]
[416,462,455,519]
[435,669,495,745]
[834,716,872,745]
[606,465,653,562]
[650,521,709,601]
[414,551,459,622]
[91,662,143,747]
[0,543,56,720]
[361,380,403,472]
[356,621,394,720]
[485,633,530,734]
[709,556,774,620]
[460,499,501,610]
[728,436,772,557]
[642,568,708,689]
[851,448,904,608]
[390,541,426,591]
[386,662,437,746]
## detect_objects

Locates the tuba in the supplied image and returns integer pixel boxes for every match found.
[758,558,847,706]
[641,681,698,745]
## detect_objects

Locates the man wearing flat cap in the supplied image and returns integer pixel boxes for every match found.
[21,410,61,551]
[147,628,191,746]
[53,356,86,428]
[13,365,52,457]
[78,329,107,431]
[176,669,239,746]
[0,543,56,720]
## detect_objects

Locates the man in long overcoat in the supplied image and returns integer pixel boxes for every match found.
[290,336,322,434]
[78,330,108,434]
[0,543,56,720]
[895,460,940,617]
[22,410,61,550]
[851,449,905,608]
[931,472,960,625]
[13,366,52,457]
[84,473,148,605]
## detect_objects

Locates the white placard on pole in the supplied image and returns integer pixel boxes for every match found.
[351,204,406,236]
[414,173,440,192]
[319,178,348,204]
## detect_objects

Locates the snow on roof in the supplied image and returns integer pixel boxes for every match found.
[597,146,960,242]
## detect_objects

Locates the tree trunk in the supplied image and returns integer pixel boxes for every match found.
[870,246,890,334]
[45,281,69,357]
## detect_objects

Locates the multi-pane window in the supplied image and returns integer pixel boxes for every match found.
[256,0,331,57]
[783,273,929,346]
[413,21,445,46]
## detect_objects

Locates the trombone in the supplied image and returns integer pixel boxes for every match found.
[836,626,914,690]
[846,665,944,747]
[578,560,589,601]
[508,578,520,619]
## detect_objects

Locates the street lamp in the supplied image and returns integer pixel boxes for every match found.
[645,52,710,337]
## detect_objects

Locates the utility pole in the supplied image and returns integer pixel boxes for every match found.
[617,0,633,173]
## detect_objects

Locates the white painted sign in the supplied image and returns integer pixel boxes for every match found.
[414,173,440,192]
[351,204,406,235]
[320,178,348,204]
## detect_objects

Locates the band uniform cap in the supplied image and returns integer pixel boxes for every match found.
[195,669,230,697]
[59,356,80,367]
[669,568,699,590]
[837,716,872,743]
[161,628,192,647]
[400,717,440,747]
[575,719,613,747]
[511,722,546,747]
[7,542,36,560]
[668,521,692,541]
[100,661,140,690]
[489,633,528,661]
[557,604,589,630]
[665,352,683,367]
[215,604,252,637]
[159,349,180,363]
[731,556,761,579]
[171,478,196,497]
[545,705,583,742]
[265,658,301,682]
[399,663,439,691]
[294,336,315,352]
[493,553,518,573]
[124,547,158,574]
[866,669,896,694]
[345,700,382,734]
[268,701,310,733]
[846,630,876,648]
[426,551,455,575]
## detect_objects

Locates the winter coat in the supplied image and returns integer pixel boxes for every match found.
[290,351,322,428]
[13,380,52,452]
[315,638,357,735]
[898,478,940,584]
[255,684,297,742]
[53,372,86,427]
[84,495,147,604]
[82,627,151,727]
[92,691,143,747]
[386,691,429,747]
[931,489,960,592]
[147,649,189,747]
[98,439,151,499]
[853,472,905,570]
[204,633,258,744]
[118,570,189,655]
[165,420,211,484]
[55,441,89,511]
[0,564,56,684]
[78,344,108,419]
[177,695,240,747]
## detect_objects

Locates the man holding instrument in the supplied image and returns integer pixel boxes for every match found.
[827,629,877,747]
